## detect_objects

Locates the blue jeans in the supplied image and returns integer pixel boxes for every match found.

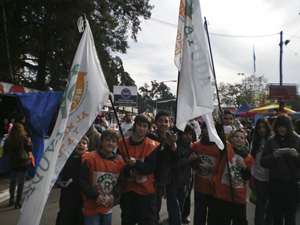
[84,213,112,225]
[9,170,26,198]
[254,178,272,225]
[166,184,186,225]
[194,191,217,225]
[269,178,298,225]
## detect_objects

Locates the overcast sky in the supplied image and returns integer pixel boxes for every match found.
[115,0,300,95]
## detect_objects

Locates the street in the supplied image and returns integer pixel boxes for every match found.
[0,184,290,225]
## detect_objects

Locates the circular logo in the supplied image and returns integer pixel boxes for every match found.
[121,88,131,99]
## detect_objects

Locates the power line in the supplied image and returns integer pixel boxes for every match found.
[150,17,279,38]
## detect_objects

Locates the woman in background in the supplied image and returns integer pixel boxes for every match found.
[4,123,33,209]
[250,118,272,225]
[261,114,300,225]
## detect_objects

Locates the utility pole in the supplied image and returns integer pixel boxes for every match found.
[279,31,284,112]
[279,31,290,112]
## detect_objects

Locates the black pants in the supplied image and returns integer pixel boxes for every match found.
[269,178,298,225]
[215,199,248,225]
[56,198,84,225]
[120,191,153,225]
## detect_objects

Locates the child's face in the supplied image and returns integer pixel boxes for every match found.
[232,132,246,148]
[202,127,208,137]
[134,122,149,138]
[181,132,193,145]
[74,139,88,155]
[224,114,234,126]
[100,136,117,154]
[155,116,170,135]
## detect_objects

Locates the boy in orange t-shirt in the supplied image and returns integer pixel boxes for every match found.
[213,129,255,225]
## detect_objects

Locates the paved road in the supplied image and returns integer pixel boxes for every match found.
[0,185,300,225]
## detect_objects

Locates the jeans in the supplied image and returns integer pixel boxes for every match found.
[254,178,272,225]
[166,184,186,225]
[84,213,112,225]
[194,191,217,225]
[9,170,26,198]
[269,178,298,225]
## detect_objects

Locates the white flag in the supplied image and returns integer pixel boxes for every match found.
[174,0,224,150]
[18,19,110,225]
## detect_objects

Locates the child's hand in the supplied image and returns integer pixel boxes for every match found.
[130,169,138,179]
[57,181,68,189]
[208,164,216,173]
[171,142,177,152]
[236,159,247,170]
[167,132,177,147]
[199,163,207,172]
[189,152,198,161]
[128,157,136,167]
[106,195,115,207]
[96,195,106,206]
[116,154,123,161]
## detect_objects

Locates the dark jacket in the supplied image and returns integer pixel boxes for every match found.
[169,135,193,189]
[56,152,83,206]
[261,134,300,181]
[148,130,173,186]
[4,136,33,171]
[79,149,125,201]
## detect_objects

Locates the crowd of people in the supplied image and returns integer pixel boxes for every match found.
[3,109,300,225]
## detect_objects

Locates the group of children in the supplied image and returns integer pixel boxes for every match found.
[56,109,256,225]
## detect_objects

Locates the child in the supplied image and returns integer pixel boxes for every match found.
[56,135,89,225]
[147,111,177,224]
[79,129,126,225]
[222,109,236,140]
[117,114,160,225]
[191,122,220,225]
[213,129,255,225]
[167,124,198,225]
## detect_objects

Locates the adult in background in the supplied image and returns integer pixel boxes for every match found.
[261,114,300,225]
[15,114,32,138]
[85,123,101,151]
[4,123,33,209]
[119,111,134,136]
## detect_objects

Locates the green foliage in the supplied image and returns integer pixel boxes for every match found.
[219,75,269,108]
[138,81,175,113]
[0,0,153,91]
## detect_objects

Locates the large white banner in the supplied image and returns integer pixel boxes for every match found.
[174,0,224,150]
[18,18,110,224]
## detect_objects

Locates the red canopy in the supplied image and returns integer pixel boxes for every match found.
[239,111,255,117]
[231,107,237,112]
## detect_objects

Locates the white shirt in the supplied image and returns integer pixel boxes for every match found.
[119,122,134,135]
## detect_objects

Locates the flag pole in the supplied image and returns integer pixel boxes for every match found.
[204,17,235,204]
[174,71,180,125]
[109,94,130,159]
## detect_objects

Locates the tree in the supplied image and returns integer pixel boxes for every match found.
[0,0,153,91]
[218,75,269,108]
[138,81,175,113]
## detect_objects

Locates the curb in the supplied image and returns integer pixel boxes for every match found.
[0,180,32,203]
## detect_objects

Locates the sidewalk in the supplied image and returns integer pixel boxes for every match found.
[0,180,32,204]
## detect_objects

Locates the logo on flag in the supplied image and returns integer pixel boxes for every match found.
[18,18,110,225]
[174,0,224,150]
